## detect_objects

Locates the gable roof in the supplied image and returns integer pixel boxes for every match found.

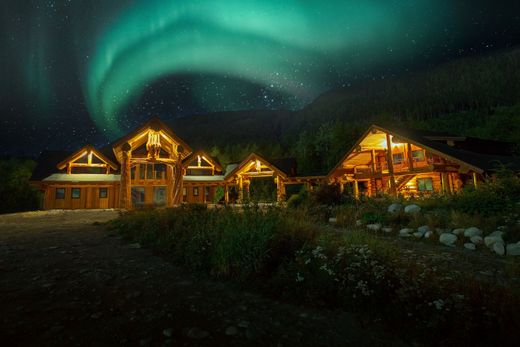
[182,150,223,172]
[56,144,118,171]
[328,124,520,177]
[111,117,192,158]
[225,153,297,181]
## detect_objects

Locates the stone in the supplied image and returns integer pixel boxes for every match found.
[470,235,483,245]
[404,204,421,214]
[387,203,402,214]
[489,230,505,238]
[506,243,520,256]
[366,223,382,231]
[452,228,465,236]
[355,220,363,226]
[424,230,433,239]
[417,225,430,233]
[464,243,476,251]
[464,227,483,238]
[439,233,457,246]
[127,243,141,249]
[382,227,393,233]
[187,328,209,339]
[328,217,337,224]
[493,242,505,256]
[399,228,413,237]
[484,235,504,248]
[225,326,239,336]
[413,231,425,238]
[163,328,174,338]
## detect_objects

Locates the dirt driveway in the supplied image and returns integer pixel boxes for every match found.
[0,210,405,347]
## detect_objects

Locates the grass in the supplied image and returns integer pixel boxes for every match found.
[109,203,520,346]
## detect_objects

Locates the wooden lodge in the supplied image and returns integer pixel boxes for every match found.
[327,124,519,197]
[31,119,519,209]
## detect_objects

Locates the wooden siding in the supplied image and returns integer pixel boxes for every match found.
[43,184,119,209]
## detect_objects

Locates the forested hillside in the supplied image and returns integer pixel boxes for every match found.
[169,47,520,175]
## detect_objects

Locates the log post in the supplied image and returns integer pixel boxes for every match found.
[119,142,132,209]
[353,179,359,199]
[407,143,414,171]
[238,176,244,202]
[224,184,229,204]
[385,133,397,196]
[371,149,376,173]
[472,172,478,188]
[276,176,286,202]
[166,164,174,207]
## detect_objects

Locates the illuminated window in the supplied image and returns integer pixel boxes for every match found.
[99,188,108,198]
[55,188,65,199]
[417,178,433,191]
[71,188,81,199]
[193,187,199,196]
[412,150,425,161]
[392,153,404,164]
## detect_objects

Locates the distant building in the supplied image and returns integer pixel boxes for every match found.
[327,124,519,197]
[31,119,519,209]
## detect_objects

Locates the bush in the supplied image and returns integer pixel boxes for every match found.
[111,204,520,346]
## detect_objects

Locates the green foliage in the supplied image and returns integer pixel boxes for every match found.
[213,186,225,203]
[112,204,520,346]
[0,159,41,213]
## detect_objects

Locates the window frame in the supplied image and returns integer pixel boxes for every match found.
[55,188,65,200]
[99,187,108,199]
[417,177,434,192]
[193,187,199,196]
[71,188,81,199]
[412,150,425,162]
[392,152,404,164]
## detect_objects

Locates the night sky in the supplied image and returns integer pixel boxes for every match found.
[1,0,519,156]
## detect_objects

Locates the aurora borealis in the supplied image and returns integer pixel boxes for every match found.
[1,0,520,154]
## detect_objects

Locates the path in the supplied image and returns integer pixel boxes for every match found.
[0,210,405,346]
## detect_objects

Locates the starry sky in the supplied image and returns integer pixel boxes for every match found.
[1,0,519,156]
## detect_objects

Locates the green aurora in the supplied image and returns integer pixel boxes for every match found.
[86,0,449,136]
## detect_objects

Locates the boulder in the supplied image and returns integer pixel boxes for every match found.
[484,231,504,247]
[399,228,413,237]
[464,243,476,251]
[382,227,393,233]
[328,217,337,224]
[424,230,433,239]
[452,228,465,236]
[404,204,421,214]
[464,227,483,238]
[417,225,430,233]
[366,223,382,231]
[413,231,426,238]
[355,220,363,226]
[493,242,505,256]
[439,233,457,246]
[506,243,520,256]
[387,203,402,214]
[470,235,483,245]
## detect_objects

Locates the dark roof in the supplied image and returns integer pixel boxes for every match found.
[378,125,520,173]
[30,150,70,181]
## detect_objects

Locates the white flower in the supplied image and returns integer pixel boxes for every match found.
[296,272,304,282]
